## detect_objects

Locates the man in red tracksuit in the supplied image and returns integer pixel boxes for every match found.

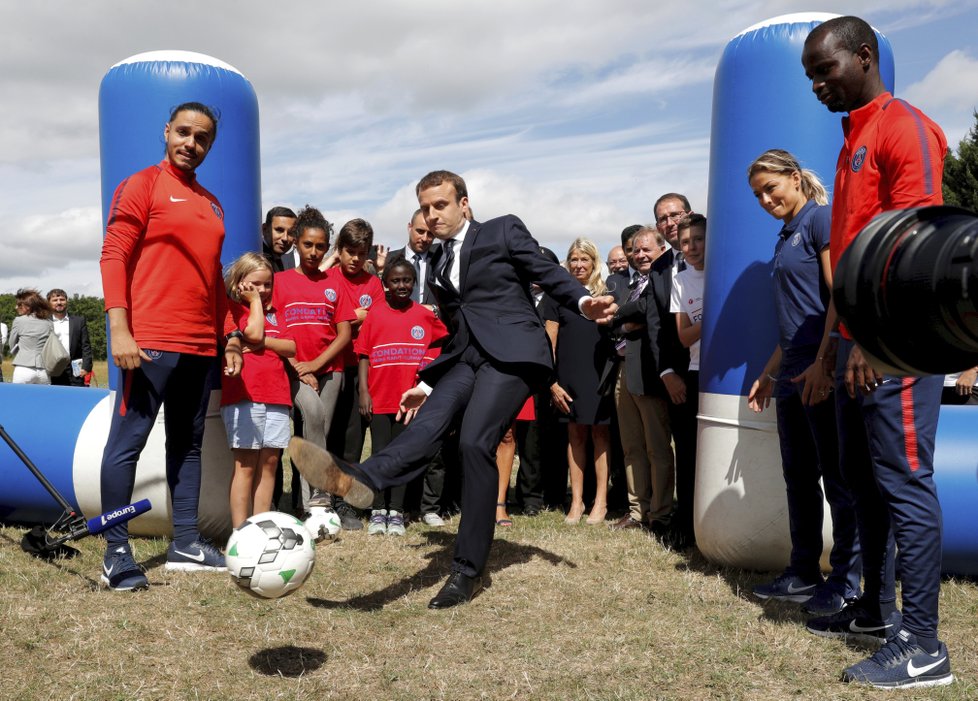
[801,16,952,690]
[99,102,242,592]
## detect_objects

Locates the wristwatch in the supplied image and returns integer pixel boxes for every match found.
[224,330,244,343]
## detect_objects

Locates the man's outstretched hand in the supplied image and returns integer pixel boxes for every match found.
[582,295,618,324]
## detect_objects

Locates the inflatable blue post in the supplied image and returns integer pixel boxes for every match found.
[695,13,893,571]
[0,52,260,541]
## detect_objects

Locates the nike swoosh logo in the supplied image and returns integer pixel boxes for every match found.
[174,548,206,562]
[849,620,891,633]
[907,656,947,677]
[104,563,115,576]
[169,196,187,203]
[786,582,815,594]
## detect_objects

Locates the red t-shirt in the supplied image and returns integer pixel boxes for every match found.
[221,300,292,407]
[355,300,448,414]
[272,268,357,374]
[330,268,385,369]
[101,160,235,354]
[829,93,946,338]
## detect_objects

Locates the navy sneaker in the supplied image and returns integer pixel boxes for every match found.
[164,539,226,572]
[802,583,859,616]
[841,629,954,689]
[102,544,149,591]
[806,601,902,645]
[752,572,821,603]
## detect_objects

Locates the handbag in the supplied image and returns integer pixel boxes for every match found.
[42,329,70,376]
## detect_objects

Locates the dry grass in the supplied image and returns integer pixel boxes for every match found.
[1,511,976,701]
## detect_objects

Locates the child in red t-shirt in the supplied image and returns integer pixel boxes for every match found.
[322,219,385,529]
[271,206,357,513]
[221,253,296,528]
[355,259,448,535]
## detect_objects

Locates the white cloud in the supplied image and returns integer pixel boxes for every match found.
[902,50,978,111]
[1,0,975,299]
[901,50,978,149]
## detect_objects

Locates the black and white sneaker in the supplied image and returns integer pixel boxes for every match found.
[841,629,953,689]
[334,500,363,531]
[806,601,901,645]
[102,544,149,591]
[164,539,226,572]
[752,572,821,603]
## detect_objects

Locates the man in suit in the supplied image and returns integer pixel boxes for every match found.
[608,229,674,531]
[649,193,696,547]
[292,170,617,608]
[47,289,93,387]
[261,206,299,272]
[611,194,697,547]
[384,209,437,306]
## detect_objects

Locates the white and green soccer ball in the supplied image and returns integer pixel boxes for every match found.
[303,506,342,542]
[226,511,316,599]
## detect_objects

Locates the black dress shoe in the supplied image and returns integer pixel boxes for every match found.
[522,504,541,517]
[428,572,484,609]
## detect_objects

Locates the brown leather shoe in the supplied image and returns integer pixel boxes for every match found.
[288,437,374,509]
[609,514,643,531]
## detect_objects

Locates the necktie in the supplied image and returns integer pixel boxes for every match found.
[616,275,648,354]
[676,252,687,273]
[411,254,422,302]
[437,239,456,291]
[628,274,648,302]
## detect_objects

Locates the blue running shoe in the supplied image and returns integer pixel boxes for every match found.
[841,629,954,689]
[802,583,859,616]
[164,539,226,572]
[806,601,902,645]
[752,572,821,603]
[102,544,149,591]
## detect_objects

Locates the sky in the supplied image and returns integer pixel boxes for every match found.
[1,0,976,298]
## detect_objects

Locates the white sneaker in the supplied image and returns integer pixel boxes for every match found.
[422,512,446,527]
[387,510,406,536]
[367,509,387,535]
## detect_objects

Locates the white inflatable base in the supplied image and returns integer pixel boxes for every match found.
[695,392,834,572]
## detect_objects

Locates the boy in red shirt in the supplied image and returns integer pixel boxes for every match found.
[323,219,385,529]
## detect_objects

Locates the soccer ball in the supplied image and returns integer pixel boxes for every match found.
[304,507,342,542]
[226,511,316,599]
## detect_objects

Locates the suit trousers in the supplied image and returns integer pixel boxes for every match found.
[360,342,531,577]
[614,363,674,523]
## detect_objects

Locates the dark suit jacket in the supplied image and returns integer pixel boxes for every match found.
[421,216,587,385]
[611,250,690,395]
[52,315,93,386]
[386,246,436,305]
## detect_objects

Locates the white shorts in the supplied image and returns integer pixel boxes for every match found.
[221,402,291,450]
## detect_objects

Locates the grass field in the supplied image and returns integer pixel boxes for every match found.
[2,507,976,700]
[2,358,976,698]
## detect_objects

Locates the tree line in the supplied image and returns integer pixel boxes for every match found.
[1,293,108,361]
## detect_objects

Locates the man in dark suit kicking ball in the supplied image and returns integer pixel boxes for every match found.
[292,170,617,608]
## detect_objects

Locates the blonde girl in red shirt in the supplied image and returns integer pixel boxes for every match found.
[221,253,296,528]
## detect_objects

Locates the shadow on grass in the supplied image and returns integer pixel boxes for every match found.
[0,530,106,590]
[674,546,813,627]
[306,529,576,611]
[249,645,327,677]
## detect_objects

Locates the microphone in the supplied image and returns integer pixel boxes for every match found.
[85,499,153,535]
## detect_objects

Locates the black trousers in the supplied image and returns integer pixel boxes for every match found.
[360,343,532,577]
